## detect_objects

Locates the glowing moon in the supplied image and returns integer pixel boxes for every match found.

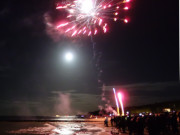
[65,52,73,61]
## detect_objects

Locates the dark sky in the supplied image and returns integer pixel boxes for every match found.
[0,0,179,116]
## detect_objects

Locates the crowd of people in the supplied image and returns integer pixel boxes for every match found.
[105,112,180,135]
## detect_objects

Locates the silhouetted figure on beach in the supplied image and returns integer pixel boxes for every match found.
[159,114,167,135]
[137,117,145,135]
[127,117,133,135]
[111,116,114,127]
[104,117,108,127]
[121,116,126,133]
[178,112,180,123]
[171,112,179,134]
[117,117,121,132]
[147,116,156,135]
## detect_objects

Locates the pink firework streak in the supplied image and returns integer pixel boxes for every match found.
[117,92,124,116]
[113,88,120,116]
[56,0,131,37]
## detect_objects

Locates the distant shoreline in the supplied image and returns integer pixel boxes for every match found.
[0,116,105,122]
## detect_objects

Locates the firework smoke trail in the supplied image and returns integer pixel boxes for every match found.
[90,35,114,114]
[117,92,124,116]
[90,35,105,108]
[113,88,120,116]
[90,35,96,59]
[90,34,114,115]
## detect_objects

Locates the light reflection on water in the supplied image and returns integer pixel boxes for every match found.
[7,122,108,135]
[52,123,82,135]
[55,116,85,121]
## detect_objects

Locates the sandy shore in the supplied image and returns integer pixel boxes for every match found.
[0,121,132,135]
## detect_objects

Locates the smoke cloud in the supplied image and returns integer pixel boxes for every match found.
[43,12,62,41]
[54,92,72,115]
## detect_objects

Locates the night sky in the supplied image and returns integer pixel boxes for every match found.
[0,0,179,116]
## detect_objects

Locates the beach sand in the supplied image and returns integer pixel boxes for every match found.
[0,121,129,135]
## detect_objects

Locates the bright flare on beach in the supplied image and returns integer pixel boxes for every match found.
[113,88,120,116]
[117,92,124,116]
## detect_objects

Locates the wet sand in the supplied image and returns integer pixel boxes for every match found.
[0,121,120,135]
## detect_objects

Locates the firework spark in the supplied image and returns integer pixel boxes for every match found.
[56,0,131,37]
[113,88,120,116]
[117,92,124,116]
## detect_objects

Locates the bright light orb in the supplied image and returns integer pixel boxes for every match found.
[79,0,94,14]
[65,52,73,61]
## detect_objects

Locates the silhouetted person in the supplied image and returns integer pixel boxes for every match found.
[121,116,126,133]
[171,112,179,134]
[147,116,156,135]
[178,112,180,123]
[132,116,138,135]
[104,117,108,127]
[111,116,114,127]
[159,114,167,135]
[137,117,145,135]
[127,116,133,135]
[118,117,122,133]
[154,115,161,135]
